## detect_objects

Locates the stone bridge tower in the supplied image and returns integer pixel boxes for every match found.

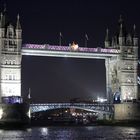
[0,10,22,102]
[105,17,140,120]
[0,9,29,125]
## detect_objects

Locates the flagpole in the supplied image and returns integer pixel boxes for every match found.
[85,34,88,47]
[85,37,87,47]
[28,88,31,99]
[59,32,62,46]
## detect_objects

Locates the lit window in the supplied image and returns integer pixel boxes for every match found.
[13,75,15,80]
[127,79,131,83]
[9,75,12,80]
[13,60,15,64]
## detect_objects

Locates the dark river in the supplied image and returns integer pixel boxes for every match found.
[0,126,140,140]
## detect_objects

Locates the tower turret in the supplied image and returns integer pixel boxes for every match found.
[126,33,132,45]
[133,24,138,46]
[0,13,5,38]
[16,14,22,52]
[119,24,125,45]
[105,28,110,48]
[0,9,22,98]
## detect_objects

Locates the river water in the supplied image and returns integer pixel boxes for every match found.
[0,126,140,140]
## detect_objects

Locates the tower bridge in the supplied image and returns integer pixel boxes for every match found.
[0,8,140,123]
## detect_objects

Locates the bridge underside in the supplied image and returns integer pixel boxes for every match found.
[30,103,114,115]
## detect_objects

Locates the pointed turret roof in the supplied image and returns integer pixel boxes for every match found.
[0,4,10,28]
[105,28,109,41]
[0,13,3,28]
[16,14,21,29]
[118,15,124,25]
[117,15,127,37]
[133,24,137,38]
[119,24,124,37]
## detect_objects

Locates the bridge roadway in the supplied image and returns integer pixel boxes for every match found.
[30,103,114,115]
[22,44,120,59]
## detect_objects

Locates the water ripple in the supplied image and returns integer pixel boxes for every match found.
[0,126,140,140]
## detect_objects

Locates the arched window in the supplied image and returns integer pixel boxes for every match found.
[7,25,14,38]
[9,31,13,38]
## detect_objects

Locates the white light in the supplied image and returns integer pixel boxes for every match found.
[28,109,31,118]
[0,108,3,119]
[72,113,76,116]
[123,96,126,100]
[40,128,48,135]
[97,97,107,102]
[100,98,104,102]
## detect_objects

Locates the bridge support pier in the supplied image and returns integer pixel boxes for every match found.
[114,103,140,121]
[0,103,30,125]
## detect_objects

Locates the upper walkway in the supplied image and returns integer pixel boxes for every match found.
[22,44,120,59]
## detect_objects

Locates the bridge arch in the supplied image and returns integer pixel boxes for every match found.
[30,103,114,115]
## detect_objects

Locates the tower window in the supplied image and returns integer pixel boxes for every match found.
[9,32,12,38]
[128,48,132,53]
[13,60,15,65]
[13,75,16,80]
[5,60,8,64]
[4,41,7,45]
[5,75,8,80]
[8,31,13,38]
[9,75,12,80]
[9,41,13,45]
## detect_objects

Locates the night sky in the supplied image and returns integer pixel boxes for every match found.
[2,0,140,103]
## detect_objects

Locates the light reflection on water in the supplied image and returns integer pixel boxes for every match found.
[0,126,140,140]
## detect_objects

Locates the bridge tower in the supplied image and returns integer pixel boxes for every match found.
[0,10,22,101]
[105,16,140,120]
[0,8,29,125]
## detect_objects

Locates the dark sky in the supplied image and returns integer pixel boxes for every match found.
[2,0,140,103]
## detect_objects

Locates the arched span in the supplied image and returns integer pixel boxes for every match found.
[30,103,114,115]
[113,91,121,103]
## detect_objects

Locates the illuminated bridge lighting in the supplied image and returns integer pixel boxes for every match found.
[22,44,120,54]
[22,44,120,58]
[30,103,114,115]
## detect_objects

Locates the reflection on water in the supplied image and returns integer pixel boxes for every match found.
[0,126,140,140]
